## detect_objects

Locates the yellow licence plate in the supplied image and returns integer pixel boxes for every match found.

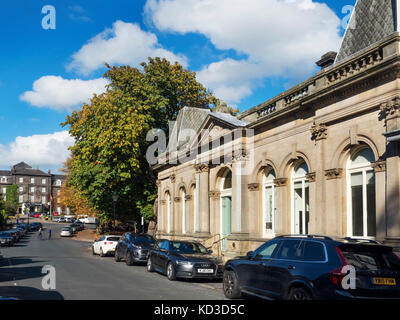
[372,278,397,286]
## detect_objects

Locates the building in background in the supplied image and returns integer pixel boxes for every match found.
[0,162,68,215]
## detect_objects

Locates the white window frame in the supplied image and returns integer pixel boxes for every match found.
[42,178,46,184]
[30,178,35,184]
[262,169,276,238]
[19,177,23,183]
[19,195,23,203]
[42,187,46,193]
[220,170,232,251]
[291,162,309,235]
[346,152,375,239]
[182,189,187,234]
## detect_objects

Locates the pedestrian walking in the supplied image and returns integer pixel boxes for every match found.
[48,228,52,240]
[38,227,42,240]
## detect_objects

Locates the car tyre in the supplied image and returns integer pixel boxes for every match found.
[288,287,312,300]
[92,246,96,255]
[126,251,133,266]
[166,262,176,281]
[115,249,121,262]
[147,257,154,272]
[100,248,105,257]
[223,270,242,299]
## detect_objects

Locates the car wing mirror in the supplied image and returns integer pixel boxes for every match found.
[246,251,254,259]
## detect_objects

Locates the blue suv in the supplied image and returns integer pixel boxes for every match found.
[223,235,400,300]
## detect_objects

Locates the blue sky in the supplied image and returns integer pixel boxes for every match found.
[0,0,355,172]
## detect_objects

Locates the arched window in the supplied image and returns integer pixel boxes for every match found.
[347,148,376,237]
[165,192,171,233]
[220,169,232,251]
[181,188,187,234]
[291,160,309,235]
[262,168,276,237]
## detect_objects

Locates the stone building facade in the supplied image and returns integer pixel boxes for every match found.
[153,0,400,258]
[0,162,67,215]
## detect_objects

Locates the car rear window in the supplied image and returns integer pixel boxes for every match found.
[303,241,326,262]
[339,245,400,271]
[106,237,120,242]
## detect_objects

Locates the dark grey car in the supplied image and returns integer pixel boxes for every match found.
[115,233,155,265]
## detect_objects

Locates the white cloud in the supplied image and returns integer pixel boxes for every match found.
[145,0,342,103]
[67,20,188,75]
[20,76,108,111]
[0,131,74,170]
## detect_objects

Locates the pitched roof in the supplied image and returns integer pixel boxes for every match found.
[12,162,50,176]
[335,0,396,63]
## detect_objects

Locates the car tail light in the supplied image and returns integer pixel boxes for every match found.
[330,247,349,286]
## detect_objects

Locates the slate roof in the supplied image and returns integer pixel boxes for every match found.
[0,170,11,176]
[336,0,395,63]
[12,162,50,176]
[166,107,248,153]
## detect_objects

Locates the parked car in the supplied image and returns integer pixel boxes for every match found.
[28,222,42,231]
[4,230,18,243]
[223,235,400,300]
[33,213,40,218]
[0,232,14,247]
[60,227,72,237]
[147,239,223,281]
[71,221,84,231]
[93,235,121,257]
[58,217,66,223]
[52,217,60,222]
[115,233,155,265]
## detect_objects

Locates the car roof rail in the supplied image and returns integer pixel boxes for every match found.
[341,237,380,244]
[275,234,333,240]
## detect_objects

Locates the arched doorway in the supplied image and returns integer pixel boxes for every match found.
[346,147,376,238]
[165,192,172,233]
[291,160,309,235]
[262,168,276,238]
[220,170,232,251]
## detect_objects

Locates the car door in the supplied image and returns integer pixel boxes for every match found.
[94,236,104,254]
[118,234,129,257]
[237,240,280,296]
[267,239,304,298]
[151,240,163,268]
[158,241,171,273]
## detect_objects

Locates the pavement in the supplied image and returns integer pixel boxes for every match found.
[0,221,225,300]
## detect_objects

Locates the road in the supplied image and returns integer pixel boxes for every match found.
[0,222,225,300]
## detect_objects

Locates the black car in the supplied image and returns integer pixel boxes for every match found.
[115,233,155,265]
[223,235,400,300]
[71,221,84,231]
[28,222,42,231]
[147,239,224,281]
[0,232,14,247]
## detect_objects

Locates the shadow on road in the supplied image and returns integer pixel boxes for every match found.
[0,265,47,282]
[0,286,64,300]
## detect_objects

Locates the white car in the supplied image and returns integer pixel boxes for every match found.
[92,235,121,257]
[60,227,72,237]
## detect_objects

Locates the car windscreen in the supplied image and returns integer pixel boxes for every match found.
[132,235,154,244]
[61,227,70,231]
[170,242,208,254]
[339,244,400,271]
[106,237,120,242]
[0,232,10,237]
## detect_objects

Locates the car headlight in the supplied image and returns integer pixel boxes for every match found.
[176,260,193,266]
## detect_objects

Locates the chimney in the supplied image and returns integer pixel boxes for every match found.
[316,51,337,69]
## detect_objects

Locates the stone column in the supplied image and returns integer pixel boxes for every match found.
[169,174,175,234]
[273,178,288,234]
[247,183,260,236]
[371,161,387,241]
[324,168,344,237]
[195,164,210,235]
[380,98,400,241]
[310,123,328,235]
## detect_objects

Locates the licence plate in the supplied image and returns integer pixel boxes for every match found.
[197,269,214,274]
[372,277,397,286]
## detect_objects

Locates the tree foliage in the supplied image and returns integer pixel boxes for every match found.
[5,185,18,216]
[62,57,215,223]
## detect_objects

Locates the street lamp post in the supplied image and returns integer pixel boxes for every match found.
[112,192,119,231]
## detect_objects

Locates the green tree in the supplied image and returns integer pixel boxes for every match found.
[62,57,215,224]
[5,185,18,216]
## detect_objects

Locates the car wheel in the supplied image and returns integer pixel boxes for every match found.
[100,248,105,257]
[115,250,121,262]
[288,287,312,300]
[147,257,154,272]
[125,251,133,266]
[223,270,242,299]
[92,246,96,255]
[166,262,176,281]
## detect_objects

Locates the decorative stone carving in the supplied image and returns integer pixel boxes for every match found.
[209,191,221,199]
[247,183,260,191]
[274,178,288,187]
[170,174,176,183]
[194,163,209,173]
[174,197,181,202]
[156,179,161,187]
[324,168,343,180]
[380,96,400,119]
[232,148,248,162]
[160,200,166,205]
[306,172,316,182]
[184,195,192,201]
[311,123,328,141]
[371,160,386,172]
